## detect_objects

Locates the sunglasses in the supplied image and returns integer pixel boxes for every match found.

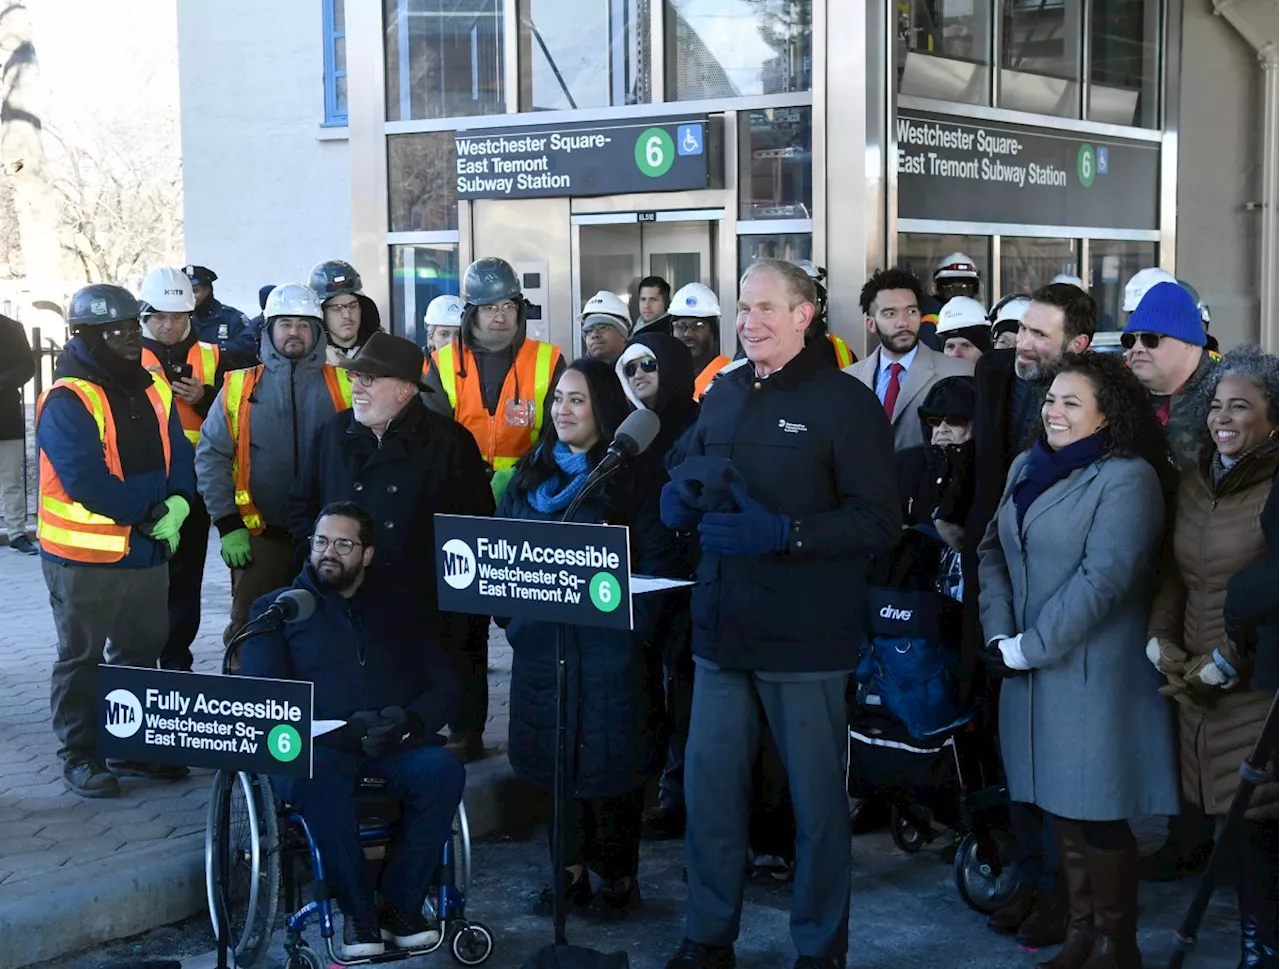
[1121,332,1164,350]
[623,359,659,378]
[926,416,969,428]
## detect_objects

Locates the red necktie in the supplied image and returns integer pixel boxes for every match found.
[883,362,904,419]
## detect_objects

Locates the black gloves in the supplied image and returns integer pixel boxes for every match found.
[977,644,1028,680]
[360,706,423,758]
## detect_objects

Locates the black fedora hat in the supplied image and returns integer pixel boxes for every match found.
[340,332,432,392]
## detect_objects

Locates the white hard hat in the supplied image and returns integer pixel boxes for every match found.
[139,266,196,313]
[935,296,989,334]
[265,283,323,321]
[580,290,630,322]
[934,252,980,281]
[992,296,1032,324]
[1123,267,1177,313]
[795,260,826,282]
[670,282,720,318]
[424,294,464,329]
[1049,273,1086,291]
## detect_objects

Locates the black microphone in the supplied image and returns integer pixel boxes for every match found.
[261,588,316,624]
[590,408,661,480]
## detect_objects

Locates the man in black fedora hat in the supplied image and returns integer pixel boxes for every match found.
[290,332,496,757]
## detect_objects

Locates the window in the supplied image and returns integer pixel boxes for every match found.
[1088,0,1160,128]
[385,0,506,122]
[1000,237,1079,297]
[738,233,812,275]
[897,0,992,105]
[388,133,459,231]
[738,107,812,220]
[518,0,651,110]
[998,0,1083,118]
[1089,239,1157,332]
[323,0,348,125]
[391,244,461,345]
[897,233,991,305]
[665,0,812,100]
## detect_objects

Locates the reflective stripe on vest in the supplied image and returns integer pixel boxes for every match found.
[694,355,732,400]
[36,375,173,563]
[223,365,352,535]
[141,341,221,445]
[432,340,560,470]
[828,334,855,368]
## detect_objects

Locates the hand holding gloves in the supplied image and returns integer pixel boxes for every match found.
[1148,637,1237,703]
[221,528,252,568]
[697,483,790,557]
[147,496,190,555]
[660,479,704,531]
[340,707,423,758]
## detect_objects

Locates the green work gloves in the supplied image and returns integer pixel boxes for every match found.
[221,528,252,568]
[148,495,190,556]
[490,468,515,503]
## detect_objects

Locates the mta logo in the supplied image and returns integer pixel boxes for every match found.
[441,539,477,590]
[104,689,143,738]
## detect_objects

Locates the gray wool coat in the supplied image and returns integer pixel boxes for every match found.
[978,451,1180,821]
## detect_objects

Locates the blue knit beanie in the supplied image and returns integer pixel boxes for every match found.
[258,284,276,310]
[1123,281,1206,347]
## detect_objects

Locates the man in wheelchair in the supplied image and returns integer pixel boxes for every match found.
[240,501,465,958]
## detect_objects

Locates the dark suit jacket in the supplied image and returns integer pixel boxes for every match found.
[0,315,34,441]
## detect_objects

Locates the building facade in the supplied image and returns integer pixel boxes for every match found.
[178,0,1277,356]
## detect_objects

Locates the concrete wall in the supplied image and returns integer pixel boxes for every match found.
[1176,0,1276,350]
[176,0,350,318]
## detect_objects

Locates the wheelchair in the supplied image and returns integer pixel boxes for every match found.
[205,768,494,969]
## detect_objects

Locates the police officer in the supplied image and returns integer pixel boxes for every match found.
[183,265,255,366]
[670,282,731,400]
[309,259,383,366]
[796,261,857,368]
[139,267,228,671]
[37,284,196,796]
[422,257,566,497]
[423,294,464,355]
[195,284,353,643]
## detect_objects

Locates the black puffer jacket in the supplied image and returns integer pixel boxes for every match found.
[497,469,681,799]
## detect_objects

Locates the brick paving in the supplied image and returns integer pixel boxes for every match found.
[0,531,512,888]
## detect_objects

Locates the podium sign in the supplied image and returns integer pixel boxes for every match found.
[435,514,633,630]
[99,666,314,778]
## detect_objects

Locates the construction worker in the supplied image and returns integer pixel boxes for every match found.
[423,257,565,500]
[195,283,353,642]
[581,290,632,365]
[670,282,731,400]
[917,252,980,351]
[934,295,991,362]
[37,284,196,797]
[139,266,227,671]
[1177,279,1221,357]
[989,295,1032,351]
[423,294,464,355]
[183,265,256,367]
[309,259,382,365]
[796,261,857,368]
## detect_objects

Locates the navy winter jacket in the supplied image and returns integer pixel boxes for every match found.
[240,564,459,749]
[36,339,196,568]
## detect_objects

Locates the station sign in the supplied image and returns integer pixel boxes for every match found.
[896,110,1160,231]
[99,665,314,777]
[454,116,718,200]
[435,514,633,630]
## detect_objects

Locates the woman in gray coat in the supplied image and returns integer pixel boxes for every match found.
[978,353,1179,969]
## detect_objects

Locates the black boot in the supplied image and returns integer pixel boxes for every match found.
[1037,819,1095,969]
[1238,820,1279,969]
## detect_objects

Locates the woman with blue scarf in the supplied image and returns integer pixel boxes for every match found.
[978,353,1178,969]
[498,357,680,920]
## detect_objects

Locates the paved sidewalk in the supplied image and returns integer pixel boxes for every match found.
[0,532,516,969]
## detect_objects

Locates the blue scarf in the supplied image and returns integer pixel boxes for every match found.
[527,441,592,514]
[1013,429,1111,527]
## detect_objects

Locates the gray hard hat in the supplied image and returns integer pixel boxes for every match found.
[461,257,522,306]
[308,259,363,302]
[67,284,140,328]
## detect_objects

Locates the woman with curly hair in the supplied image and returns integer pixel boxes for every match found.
[1147,344,1278,969]
[978,352,1179,969]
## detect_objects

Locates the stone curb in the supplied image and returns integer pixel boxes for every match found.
[0,754,531,969]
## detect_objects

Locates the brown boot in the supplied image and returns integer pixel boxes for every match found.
[1037,819,1096,969]
[1080,845,1143,969]
[986,881,1036,934]
[1017,879,1068,947]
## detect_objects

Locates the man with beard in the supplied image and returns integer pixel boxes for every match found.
[960,281,1097,947]
[290,333,494,762]
[36,284,196,796]
[670,282,731,400]
[241,502,463,959]
[846,268,972,451]
[309,259,383,366]
[183,265,256,367]
[196,284,353,643]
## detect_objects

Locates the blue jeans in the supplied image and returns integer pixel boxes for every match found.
[274,744,465,918]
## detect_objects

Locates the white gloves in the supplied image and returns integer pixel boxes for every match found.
[995,634,1031,671]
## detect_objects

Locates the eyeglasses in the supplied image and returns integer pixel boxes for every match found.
[308,535,363,555]
[672,320,708,334]
[623,359,659,378]
[352,374,383,388]
[478,301,519,318]
[1120,332,1164,350]
[325,299,360,317]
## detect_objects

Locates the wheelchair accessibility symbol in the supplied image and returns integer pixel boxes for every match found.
[677,124,703,156]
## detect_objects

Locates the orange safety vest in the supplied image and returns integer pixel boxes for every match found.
[827,333,856,368]
[693,355,732,400]
[433,340,561,471]
[222,365,352,534]
[36,374,174,564]
[141,341,219,445]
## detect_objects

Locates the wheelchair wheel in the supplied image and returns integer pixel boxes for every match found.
[206,771,281,968]
[284,944,324,969]
[953,828,1020,913]
[451,921,494,965]
[890,804,928,854]
[454,802,472,900]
